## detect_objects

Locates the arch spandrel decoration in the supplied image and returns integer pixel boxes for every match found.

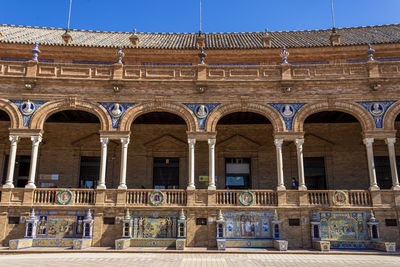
[99,102,135,129]
[118,101,197,132]
[269,103,305,130]
[184,103,220,130]
[11,100,47,127]
[292,101,376,133]
[205,102,285,133]
[381,100,400,131]
[0,98,23,129]
[30,99,112,131]
[357,101,395,129]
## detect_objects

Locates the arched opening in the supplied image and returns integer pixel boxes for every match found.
[303,111,367,190]
[128,112,187,189]
[0,110,11,186]
[37,110,101,188]
[216,112,273,190]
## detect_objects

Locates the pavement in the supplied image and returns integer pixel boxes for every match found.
[0,252,400,267]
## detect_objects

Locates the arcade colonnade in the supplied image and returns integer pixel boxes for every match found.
[1,98,400,191]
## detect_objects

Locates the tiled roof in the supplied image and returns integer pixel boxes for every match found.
[0,24,399,49]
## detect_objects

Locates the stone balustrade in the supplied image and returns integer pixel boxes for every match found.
[0,188,399,208]
[0,60,399,82]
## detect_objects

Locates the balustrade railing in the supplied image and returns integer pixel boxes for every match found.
[348,190,371,206]
[308,191,329,206]
[33,189,96,205]
[216,190,277,206]
[126,189,186,206]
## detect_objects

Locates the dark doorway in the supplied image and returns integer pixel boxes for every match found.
[374,156,400,189]
[153,157,179,189]
[79,156,100,189]
[2,155,31,187]
[225,158,251,189]
[304,157,327,190]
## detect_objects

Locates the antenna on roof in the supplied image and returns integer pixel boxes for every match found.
[67,0,73,31]
[331,0,336,30]
[199,0,202,34]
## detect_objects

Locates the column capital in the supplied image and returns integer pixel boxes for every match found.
[363,138,374,146]
[208,138,216,146]
[121,137,130,145]
[385,137,396,145]
[100,137,109,145]
[188,138,196,145]
[9,135,20,143]
[30,136,42,144]
[295,138,304,146]
[274,138,284,148]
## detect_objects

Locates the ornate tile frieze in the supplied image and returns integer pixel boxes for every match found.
[11,100,46,127]
[269,103,305,130]
[357,101,395,128]
[99,102,134,129]
[184,103,219,130]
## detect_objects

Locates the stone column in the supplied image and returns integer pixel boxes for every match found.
[295,139,307,190]
[97,137,109,190]
[208,139,216,190]
[363,138,379,191]
[385,138,400,190]
[26,136,42,189]
[118,138,130,189]
[3,136,19,188]
[187,139,196,190]
[275,139,286,190]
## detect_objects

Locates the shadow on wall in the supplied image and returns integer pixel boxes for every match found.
[3,220,25,246]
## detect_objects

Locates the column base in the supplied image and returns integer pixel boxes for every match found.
[208,185,216,190]
[392,185,400,190]
[97,184,107,190]
[369,185,380,191]
[276,185,286,191]
[118,184,127,190]
[2,183,14,189]
[25,183,36,189]
[187,185,196,190]
[298,185,307,191]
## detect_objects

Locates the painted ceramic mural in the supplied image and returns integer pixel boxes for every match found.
[223,211,273,239]
[312,211,369,241]
[35,210,86,238]
[131,210,180,239]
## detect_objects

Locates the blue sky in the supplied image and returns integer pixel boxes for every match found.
[1,0,399,33]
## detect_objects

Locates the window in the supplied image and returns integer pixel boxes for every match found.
[385,219,398,227]
[2,155,31,187]
[288,219,300,226]
[79,156,100,189]
[153,158,179,189]
[225,158,251,189]
[8,217,20,224]
[103,217,115,225]
[374,156,394,189]
[304,157,326,190]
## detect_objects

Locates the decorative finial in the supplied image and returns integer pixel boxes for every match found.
[179,209,186,220]
[133,28,137,35]
[280,46,289,64]
[369,210,376,221]
[273,209,279,220]
[367,44,375,62]
[198,30,203,37]
[29,209,36,220]
[125,209,131,220]
[198,47,207,64]
[217,210,224,221]
[32,42,40,61]
[85,209,93,220]
[117,46,125,64]
[265,28,268,34]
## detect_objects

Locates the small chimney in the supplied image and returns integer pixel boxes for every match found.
[262,28,272,48]
[62,29,73,45]
[330,27,340,46]
[129,29,139,48]
[196,30,205,49]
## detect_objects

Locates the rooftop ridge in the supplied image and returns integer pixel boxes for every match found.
[1,23,400,35]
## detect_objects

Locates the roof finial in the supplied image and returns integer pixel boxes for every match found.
[198,47,207,64]
[367,44,375,61]
[280,46,289,64]
[32,42,40,61]
[117,46,125,64]
[133,28,137,35]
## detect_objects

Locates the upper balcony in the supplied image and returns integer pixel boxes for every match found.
[1,188,399,209]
